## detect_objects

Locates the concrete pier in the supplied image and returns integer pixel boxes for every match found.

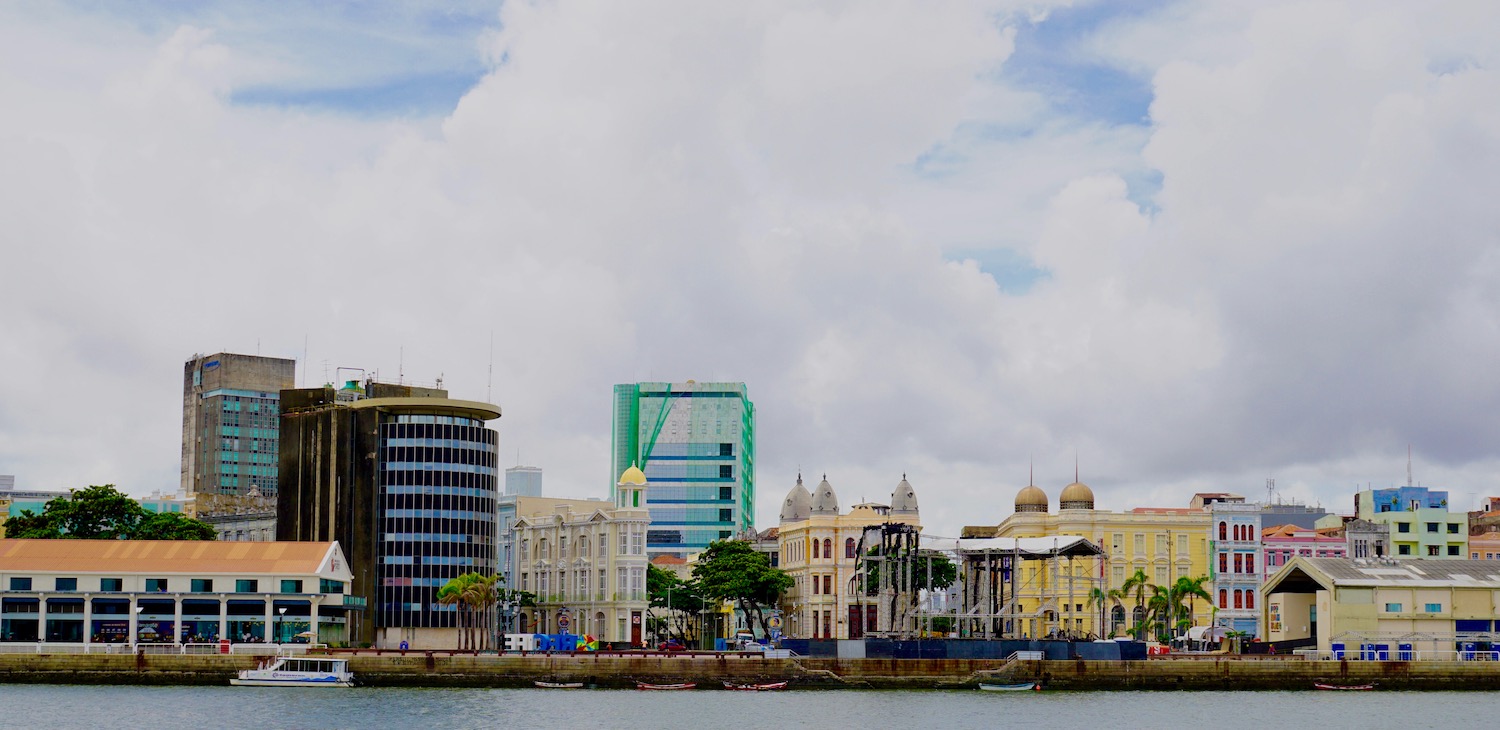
[1,653,1499,690]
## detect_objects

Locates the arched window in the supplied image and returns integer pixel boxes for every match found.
[812,539,820,559]
[1246,591,1255,609]
[823,539,832,560]
[1233,590,1243,609]
[845,538,856,559]
[1219,589,1227,609]
[1111,606,1126,633]
[1219,522,1227,541]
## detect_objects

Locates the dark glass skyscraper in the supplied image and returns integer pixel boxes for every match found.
[277,380,500,649]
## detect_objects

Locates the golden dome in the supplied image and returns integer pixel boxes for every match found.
[1059,481,1094,510]
[1015,484,1048,513]
[618,465,647,486]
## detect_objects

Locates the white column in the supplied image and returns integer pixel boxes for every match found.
[37,595,48,643]
[127,597,138,648]
[173,597,183,646]
[264,596,274,643]
[309,597,320,645]
[218,595,227,642]
[83,595,93,646]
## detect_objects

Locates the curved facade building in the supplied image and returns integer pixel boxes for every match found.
[277,381,501,649]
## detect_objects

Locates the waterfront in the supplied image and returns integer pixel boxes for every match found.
[6,685,1498,730]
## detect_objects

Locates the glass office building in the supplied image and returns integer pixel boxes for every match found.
[611,382,754,558]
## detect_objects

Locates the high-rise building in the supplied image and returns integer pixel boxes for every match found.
[181,353,296,501]
[610,381,754,557]
[276,378,501,649]
[504,466,543,496]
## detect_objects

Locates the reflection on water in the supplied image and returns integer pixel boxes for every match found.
[5,684,1492,730]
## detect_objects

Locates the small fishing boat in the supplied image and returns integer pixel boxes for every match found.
[534,681,585,689]
[979,681,1041,692]
[723,680,788,691]
[230,655,354,687]
[636,681,697,690]
[1314,682,1374,691]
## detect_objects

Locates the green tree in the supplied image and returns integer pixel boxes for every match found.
[2,485,214,541]
[692,540,792,639]
[647,564,706,644]
[438,572,494,651]
[1169,575,1213,636]
[134,512,217,541]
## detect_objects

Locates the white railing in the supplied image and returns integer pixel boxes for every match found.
[1294,648,1500,662]
[0,641,320,655]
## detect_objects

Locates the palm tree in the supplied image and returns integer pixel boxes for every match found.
[436,577,468,650]
[1119,569,1152,640]
[1086,586,1125,638]
[1171,575,1213,635]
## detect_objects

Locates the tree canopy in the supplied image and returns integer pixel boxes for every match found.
[691,539,792,638]
[2,484,216,541]
[647,564,707,644]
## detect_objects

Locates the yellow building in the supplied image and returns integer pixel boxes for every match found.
[777,475,921,639]
[966,479,1213,639]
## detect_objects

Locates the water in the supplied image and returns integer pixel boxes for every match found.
[3,685,1492,730]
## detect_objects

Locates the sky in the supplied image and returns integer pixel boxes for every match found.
[3,0,1500,539]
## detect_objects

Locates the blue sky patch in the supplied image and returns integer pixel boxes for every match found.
[950,248,1051,295]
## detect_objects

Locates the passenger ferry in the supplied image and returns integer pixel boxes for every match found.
[231,655,355,687]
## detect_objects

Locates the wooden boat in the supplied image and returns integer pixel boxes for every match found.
[534,681,585,689]
[636,681,697,690]
[723,680,788,691]
[979,681,1041,692]
[1313,682,1374,691]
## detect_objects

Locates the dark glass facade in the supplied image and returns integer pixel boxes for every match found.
[376,415,498,631]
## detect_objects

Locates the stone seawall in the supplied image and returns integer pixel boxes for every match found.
[2,653,1499,690]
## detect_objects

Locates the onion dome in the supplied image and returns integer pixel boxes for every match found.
[1059,481,1095,510]
[810,475,840,515]
[618,465,647,486]
[780,474,812,523]
[1015,484,1049,513]
[890,475,919,517]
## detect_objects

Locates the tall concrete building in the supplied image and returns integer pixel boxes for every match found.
[276,378,501,649]
[181,353,296,501]
[610,381,754,558]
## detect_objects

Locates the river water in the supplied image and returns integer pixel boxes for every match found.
[4,684,1490,729]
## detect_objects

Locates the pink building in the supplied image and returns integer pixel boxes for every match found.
[1261,524,1346,580]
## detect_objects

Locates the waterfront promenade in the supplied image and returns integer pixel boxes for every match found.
[4,650,1500,690]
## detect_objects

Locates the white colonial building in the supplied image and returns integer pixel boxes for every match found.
[511,467,651,646]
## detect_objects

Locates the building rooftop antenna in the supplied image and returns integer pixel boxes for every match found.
[1407,444,1413,487]
[487,330,495,403]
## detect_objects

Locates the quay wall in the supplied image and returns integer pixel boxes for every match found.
[2,653,1500,690]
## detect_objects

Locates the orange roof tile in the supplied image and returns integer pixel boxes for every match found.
[0,539,339,576]
[650,555,687,565]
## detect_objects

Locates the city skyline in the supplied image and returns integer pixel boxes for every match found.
[3,3,1500,540]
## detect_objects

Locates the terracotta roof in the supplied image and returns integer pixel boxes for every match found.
[0,539,343,576]
[650,555,687,565]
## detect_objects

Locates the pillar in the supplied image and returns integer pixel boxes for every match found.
[173,597,183,646]
[309,598,320,645]
[37,595,48,644]
[127,597,138,648]
[264,596,274,643]
[83,595,93,646]
[218,595,228,642]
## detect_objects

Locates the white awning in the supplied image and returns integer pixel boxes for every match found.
[921,535,1103,558]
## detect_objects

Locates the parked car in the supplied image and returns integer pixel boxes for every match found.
[657,639,686,652]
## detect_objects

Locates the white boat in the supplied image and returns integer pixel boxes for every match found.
[979,681,1040,691]
[231,656,355,687]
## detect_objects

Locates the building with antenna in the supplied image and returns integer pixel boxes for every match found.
[1355,486,1468,559]
[610,381,754,558]
[276,378,501,648]
[181,353,295,503]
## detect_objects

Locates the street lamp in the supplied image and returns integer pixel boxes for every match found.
[277,607,286,645]
[134,605,144,647]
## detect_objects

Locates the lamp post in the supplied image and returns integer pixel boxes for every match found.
[134,605,144,647]
[277,607,286,645]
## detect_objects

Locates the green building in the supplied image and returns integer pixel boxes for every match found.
[611,382,754,558]
[1355,486,1468,559]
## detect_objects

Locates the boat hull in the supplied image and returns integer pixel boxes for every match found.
[636,682,696,690]
[979,682,1040,692]
[1313,683,1374,691]
[230,677,354,688]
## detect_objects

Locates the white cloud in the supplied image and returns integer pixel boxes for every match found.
[2,1,1498,539]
